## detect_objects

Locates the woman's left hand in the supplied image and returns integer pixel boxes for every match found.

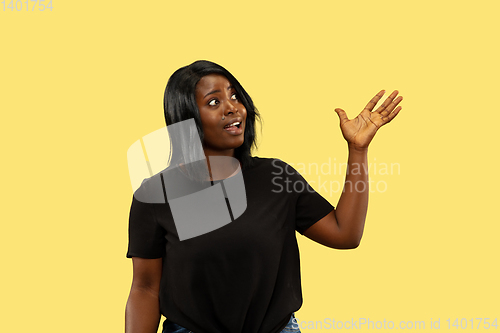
[334,90,403,149]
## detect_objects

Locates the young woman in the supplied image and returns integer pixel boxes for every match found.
[125,60,403,333]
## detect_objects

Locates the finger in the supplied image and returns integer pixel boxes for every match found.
[381,95,403,116]
[334,108,350,125]
[375,90,399,113]
[382,105,402,124]
[363,90,385,112]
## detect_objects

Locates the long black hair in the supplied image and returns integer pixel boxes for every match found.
[163,60,262,172]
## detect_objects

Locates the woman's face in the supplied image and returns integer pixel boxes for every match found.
[195,74,247,157]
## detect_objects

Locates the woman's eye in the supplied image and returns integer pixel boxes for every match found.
[208,99,218,106]
[231,93,238,100]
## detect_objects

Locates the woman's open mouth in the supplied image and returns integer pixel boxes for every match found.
[223,121,243,135]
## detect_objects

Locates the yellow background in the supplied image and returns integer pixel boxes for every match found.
[1,0,498,332]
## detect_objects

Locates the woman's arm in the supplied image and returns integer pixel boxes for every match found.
[301,145,368,249]
[302,90,402,249]
[125,257,163,333]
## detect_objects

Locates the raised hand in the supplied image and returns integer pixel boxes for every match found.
[334,90,402,149]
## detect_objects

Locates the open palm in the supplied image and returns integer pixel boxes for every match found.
[335,90,403,149]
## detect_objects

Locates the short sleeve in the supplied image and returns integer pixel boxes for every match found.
[126,194,167,259]
[278,160,335,235]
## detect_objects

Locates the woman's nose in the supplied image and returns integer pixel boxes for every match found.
[224,99,239,113]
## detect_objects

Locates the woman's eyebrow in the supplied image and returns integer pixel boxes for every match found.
[203,90,220,98]
[203,86,234,99]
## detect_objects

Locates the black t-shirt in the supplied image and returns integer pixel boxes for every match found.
[126,156,334,333]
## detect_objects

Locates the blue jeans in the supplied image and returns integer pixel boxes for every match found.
[162,313,301,333]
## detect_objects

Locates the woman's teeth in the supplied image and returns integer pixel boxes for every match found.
[224,122,240,129]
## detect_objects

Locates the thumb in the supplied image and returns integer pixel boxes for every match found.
[334,108,349,124]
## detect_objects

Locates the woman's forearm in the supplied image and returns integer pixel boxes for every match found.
[125,287,161,333]
[335,144,369,246]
